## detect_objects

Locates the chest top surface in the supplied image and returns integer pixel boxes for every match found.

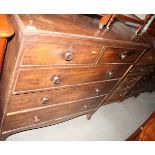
[14,14,151,45]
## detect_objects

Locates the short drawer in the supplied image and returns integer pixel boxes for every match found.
[137,50,155,65]
[15,64,130,93]
[4,96,104,131]
[106,74,143,102]
[128,65,155,75]
[98,47,143,64]
[9,80,118,112]
[22,42,103,65]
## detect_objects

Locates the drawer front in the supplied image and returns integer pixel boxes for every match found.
[67,96,104,116]
[106,74,143,102]
[15,64,130,93]
[129,65,155,75]
[22,42,103,65]
[3,104,67,132]
[4,96,104,131]
[9,80,118,112]
[137,50,155,65]
[98,47,143,64]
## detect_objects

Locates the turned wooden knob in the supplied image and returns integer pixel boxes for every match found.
[65,51,74,61]
[108,71,114,78]
[120,52,127,60]
[84,105,87,109]
[139,67,144,73]
[95,88,101,94]
[52,75,61,84]
[41,97,49,105]
[34,116,40,124]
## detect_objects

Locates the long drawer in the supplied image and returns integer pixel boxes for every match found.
[98,47,143,64]
[9,80,117,112]
[15,64,130,93]
[22,42,103,66]
[105,74,143,102]
[4,96,104,131]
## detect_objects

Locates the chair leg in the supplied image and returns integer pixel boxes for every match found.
[106,14,118,29]
[135,14,152,35]
[86,113,92,120]
[99,14,112,29]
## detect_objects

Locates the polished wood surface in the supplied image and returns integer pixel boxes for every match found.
[0,15,14,75]
[15,14,150,44]
[3,96,104,132]
[99,14,153,35]
[0,14,154,140]
[9,80,117,113]
[98,14,112,29]
[139,114,155,141]
[0,15,14,37]
[98,47,144,64]
[15,64,129,93]
[137,49,155,65]
[127,112,155,141]
[0,39,7,74]
[22,41,103,66]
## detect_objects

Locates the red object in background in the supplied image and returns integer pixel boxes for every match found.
[0,15,14,76]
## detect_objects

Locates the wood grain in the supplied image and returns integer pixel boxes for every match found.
[9,80,117,112]
[3,96,104,132]
[14,64,130,93]
[22,41,103,66]
[0,14,154,140]
[98,47,144,64]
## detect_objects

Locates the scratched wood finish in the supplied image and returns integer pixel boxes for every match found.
[0,14,153,140]
[0,15,14,133]
[126,112,155,141]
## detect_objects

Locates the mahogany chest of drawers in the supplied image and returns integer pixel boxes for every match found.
[0,15,154,140]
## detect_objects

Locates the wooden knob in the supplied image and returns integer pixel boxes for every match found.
[108,71,113,78]
[95,88,101,94]
[52,75,61,84]
[139,67,144,73]
[120,52,127,60]
[34,116,40,124]
[84,105,87,109]
[41,97,48,105]
[119,94,123,97]
[65,51,74,61]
